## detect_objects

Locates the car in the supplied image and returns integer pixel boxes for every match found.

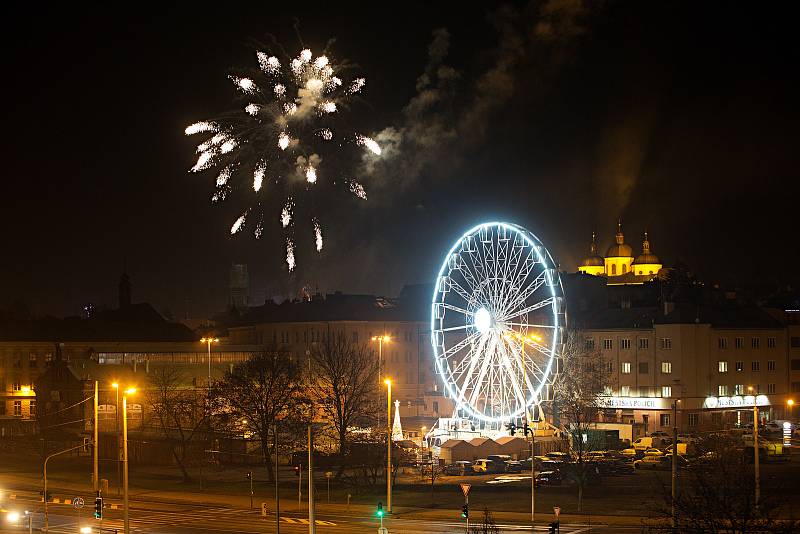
[534,470,562,486]
[504,460,523,473]
[611,459,636,475]
[472,459,504,474]
[650,431,670,438]
[644,448,664,456]
[545,451,570,461]
[445,461,475,476]
[621,448,637,457]
[634,456,665,470]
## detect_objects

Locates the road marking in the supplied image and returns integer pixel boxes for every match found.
[280,517,337,526]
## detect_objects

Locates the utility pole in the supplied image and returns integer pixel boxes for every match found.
[754,402,760,505]
[671,399,678,528]
[93,381,99,493]
[307,425,316,534]
[385,379,393,514]
[275,423,280,534]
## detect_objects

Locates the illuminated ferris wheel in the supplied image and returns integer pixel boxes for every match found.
[431,222,565,424]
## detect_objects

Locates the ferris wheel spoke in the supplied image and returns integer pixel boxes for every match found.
[437,302,476,318]
[441,331,481,361]
[502,322,556,329]
[497,270,546,319]
[439,323,474,333]
[466,339,495,411]
[500,296,555,323]
[496,339,529,410]
[442,276,481,309]
[502,338,539,403]
[452,335,489,408]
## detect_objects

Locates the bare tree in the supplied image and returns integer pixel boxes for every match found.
[647,433,800,533]
[469,507,500,534]
[417,455,446,500]
[553,329,609,512]
[146,366,211,483]
[214,352,306,482]
[307,333,380,470]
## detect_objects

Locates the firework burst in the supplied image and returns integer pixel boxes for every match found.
[185,42,380,272]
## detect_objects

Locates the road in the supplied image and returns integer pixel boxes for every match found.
[1,490,637,534]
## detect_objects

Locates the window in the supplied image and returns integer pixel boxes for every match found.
[661,361,672,374]
[13,401,22,416]
[432,401,439,414]
[620,385,631,396]
[736,361,744,372]
[29,353,37,367]
[793,382,800,393]
[718,361,728,373]
[621,362,632,374]
[661,338,672,349]
[768,383,776,394]
[688,413,699,427]
[792,359,800,371]
[718,337,728,349]
[735,337,744,349]
[603,386,613,396]
[768,360,776,371]
[768,337,777,348]
[752,338,760,349]
[45,352,53,364]
[662,386,672,397]
[12,382,21,392]
[660,413,671,426]
[621,338,631,350]
[603,339,613,350]
[611,264,617,275]
[585,338,595,350]
[791,337,800,348]
[639,338,650,349]
[734,384,745,395]
[606,361,614,373]
[718,385,729,396]
[751,361,760,372]
[639,362,649,374]
[29,400,36,416]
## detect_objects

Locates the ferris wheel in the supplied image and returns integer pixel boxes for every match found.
[431,222,565,424]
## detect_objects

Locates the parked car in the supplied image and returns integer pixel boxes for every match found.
[487,454,513,464]
[545,451,570,461]
[504,460,523,473]
[534,470,562,486]
[650,431,670,438]
[621,447,637,457]
[473,459,504,474]
[634,455,665,470]
[445,461,475,476]
[644,448,664,456]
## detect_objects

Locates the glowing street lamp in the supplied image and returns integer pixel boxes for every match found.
[200,337,220,386]
[788,399,795,420]
[371,335,391,385]
[384,378,392,514]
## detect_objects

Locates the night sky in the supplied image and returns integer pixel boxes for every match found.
[3,2,797,318]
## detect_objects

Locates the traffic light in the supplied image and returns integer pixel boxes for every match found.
[548,520,559,533]
[461,503,469,518]
[94,496,103,519]
[376,501,384,518]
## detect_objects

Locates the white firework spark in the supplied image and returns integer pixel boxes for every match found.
[286,238,296,272]
[186,42,384,269]
[313,219,323,252]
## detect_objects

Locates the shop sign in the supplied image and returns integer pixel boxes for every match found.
[703,395,770,409]
[596,397,670,410]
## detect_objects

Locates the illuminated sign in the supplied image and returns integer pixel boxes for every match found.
[703,395,770,409]
[597,397,670,410]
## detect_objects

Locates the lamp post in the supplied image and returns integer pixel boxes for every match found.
[749,386,760,505]
[788,399,795,421]
[112,383,121,496]
[43,443,86,532]
[200,337,219,386]
[384,378,392,514]
[371,335,391,385]
[122,387,136,534]
[93,381,99,493]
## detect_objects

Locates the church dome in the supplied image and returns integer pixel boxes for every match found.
[605,221,633,258]
[634,231,660,264]
[581,232,604,266]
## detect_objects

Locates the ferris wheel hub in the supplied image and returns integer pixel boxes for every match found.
[474,307,492,334]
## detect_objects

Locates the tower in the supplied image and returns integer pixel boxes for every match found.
[604,219,634,277]
[229,264,250,311]
[632,230,663,276]
[578,232,606,276]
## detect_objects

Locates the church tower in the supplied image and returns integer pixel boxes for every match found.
[633,231,663,276]
[604,220,634,277]
[578,232,606,276]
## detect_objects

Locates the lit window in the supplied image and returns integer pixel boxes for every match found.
[718,361,728,373]
[661,361,672,374]
[603,339,613,350]
[621,339,631,350]
[639,338,649,349]
[660,413,670,426]
[767,337,777,348]
[12,382,21,392]
[660,338,672,350]
[736,361,744,372]
[718,385,729,396]
[621,362,631,374]
[767,360,776,371]
[13,401,22,416]
[661,386,672,398]
[734,384,745,395]
[606,361,613,373]
[620,386,631,396]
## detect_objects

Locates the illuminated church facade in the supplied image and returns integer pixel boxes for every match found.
[578,221,664,285]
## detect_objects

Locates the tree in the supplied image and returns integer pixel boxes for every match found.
[469,507,500,534]
[647,433,800,533]
[214,352,306,482]
[146,366,211,483]
[307,333,380,469]
[553,329,609,512]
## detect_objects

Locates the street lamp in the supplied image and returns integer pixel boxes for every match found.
[748,386,760,505]
[122,387,136,534]
[112,383,122,496]
[788,399,794,421]
[200,337,220,386]
[384,378,392,514]
[371,335,391,385]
